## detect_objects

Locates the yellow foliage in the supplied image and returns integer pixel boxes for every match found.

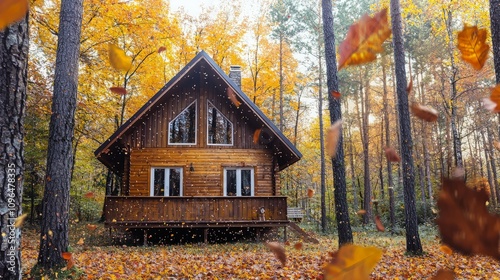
[324,244,383,280]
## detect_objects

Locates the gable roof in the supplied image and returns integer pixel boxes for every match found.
[95,51,301,171]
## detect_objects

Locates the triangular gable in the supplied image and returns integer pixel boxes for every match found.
[95,51,301,170]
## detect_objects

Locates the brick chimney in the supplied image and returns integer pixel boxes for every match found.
[228,65,241,88]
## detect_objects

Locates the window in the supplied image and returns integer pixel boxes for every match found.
[223,168,254,196]
[150,167,183,196]
[207,101,233,145]
[169,100,197,144]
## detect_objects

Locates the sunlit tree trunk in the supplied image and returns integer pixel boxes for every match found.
[482,129,498,207]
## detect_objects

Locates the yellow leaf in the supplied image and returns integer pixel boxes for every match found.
[0,0,29,31]
[324,244,383,280]
[14,213,28,228]
[77,238,84,245]
[108,44,132,72]
[338,9,392,69]
[457,25,489,70]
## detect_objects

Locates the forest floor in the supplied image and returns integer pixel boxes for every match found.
[21,222,500,279]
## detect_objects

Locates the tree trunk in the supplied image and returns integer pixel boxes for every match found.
[489,0,500,139]
[390,0,423,254]
[487,127,500,204]
[38,0,83,271]
[321,0,353,245]
[482,129,497,207]
[319,33,327,232]
[361,77,372,225]
[279,31,284,131]
[0,15,29,279]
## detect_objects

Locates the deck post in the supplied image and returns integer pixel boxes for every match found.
[143,229,148,246]
[204,228,209,244]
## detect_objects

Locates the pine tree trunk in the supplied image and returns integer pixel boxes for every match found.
[319,39,327,232]
[390,0,423,254]
[361,77,372,225]
[38,0,83,271]
[487,127,500,204]
[482,129,497,207]
[0,15,29,279]
[321,0,353,245]
[489,0,500,138]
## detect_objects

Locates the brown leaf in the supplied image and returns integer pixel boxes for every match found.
[253,128,262,145]
[87,224,97,231]
[439,244,453,255]
[331,91,341,99]
[84,192,95,198]
[265,241,286,267]
[488,85,500,113]
[227,87,241,108]
[61,252,72,260]
[324,244,383,280]
[436,177,500,260]
[457,25,489,70]
[410,103,438,122]
[0,0,29,31]
[326,120,342,158]
[77,238,84,245]
[307,188,315,198]
[431,269,455,280]
[357,210,367,216]
[14,213,28,228]
[407,77,413,95]
[294,242,303,250]
[384,146,400,162]
[338,9,392,69]
[494,140,500,152]
[157,46,166,53]
[374,216,385,232]
[109,87,127,95]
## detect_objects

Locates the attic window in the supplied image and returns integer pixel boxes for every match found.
[207,101,233,145]
[169,100,197,145]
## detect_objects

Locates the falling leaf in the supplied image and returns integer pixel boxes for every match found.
[84,192,95,198]
[157,46,166,53]
[227,87,241,108]
[407,77,413,95]
[0,0,29,31]
[384,146,400,162]
[87,224,97,231]
[410,103,438,122]
[108,44,132,72]
[62,252,72,260]
[439,244,453,255]
[294,242,303,250]
[307,188,315,198]
[331,91,341,99]
[431,269,455,280]
[494,140,500,151]
[457,25,489,70]
[324,244,383,280]
[357,210,367,216]
[14,214,28,228]
[326,120,342,158]
[253,128,262,144]
[451,167,464,179]
[77,238,84,245]
[265,242,286,267]
[488,85,500,113]
[338,8,392,69]
[482,97,497,112]
[374,216,385,232]
[436,177,500,260]
[109,87,127,95]
[67,258,75,270]
[48,230,53,237]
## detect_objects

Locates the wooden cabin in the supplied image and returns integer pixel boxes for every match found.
[95,51,302,241]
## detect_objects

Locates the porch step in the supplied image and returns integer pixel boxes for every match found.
[287,222,319,244]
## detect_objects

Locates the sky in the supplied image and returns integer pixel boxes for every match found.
[169,0,207,17]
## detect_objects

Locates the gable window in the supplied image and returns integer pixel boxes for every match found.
[150,167,183,196]
[169,100,197,144]
[223,168,254,196]
[207,101,233,145]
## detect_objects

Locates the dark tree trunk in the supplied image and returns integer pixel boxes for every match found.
[361,78,372,225]
[482,129,497,207]
[489,0,500,137]
[38,0,83,271]
[487,127,500,204]
[319,40,327,232]
[390,0,423,254]
[0,15,29,279]
[321,0,353,245]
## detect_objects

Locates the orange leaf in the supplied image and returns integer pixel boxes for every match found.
[331,91,341,99]
[431,269,455,280]
[84,192,95,198]
[326,120,342,158]
[384,146,400,162]
[356,210,367,216]
[494,140,500,151]
[0,0,29,31]
[457,25,489,70]
[109,87,127,95]
[374,216,385,232]
[488,85,500,113]
[410,103,438,122]
[436,177,500,260]
[338,8,392,69]
[227,87,241,108]
[294,242,303,250]
[253,128,262,144]
[108,44,132,72]
[265,242,286,267]
[61,252,72,260]
[439,244,453,255]
[407,77,413,95]
[77,238,84,245]
[307,188,315,198]
[157,46,166,53]
[324,244,382,280]
[14,214,28,228]
[86,224,97,231]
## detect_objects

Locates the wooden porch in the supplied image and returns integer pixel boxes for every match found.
[104,196,290,229]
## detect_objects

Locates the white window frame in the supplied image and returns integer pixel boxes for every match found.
[168,100,197,145]
[223,167,254,196]
[150,167,183,196]
[207,101,233,146]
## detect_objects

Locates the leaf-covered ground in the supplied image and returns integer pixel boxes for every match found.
[22,224,500,279]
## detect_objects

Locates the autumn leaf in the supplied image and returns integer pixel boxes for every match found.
[357,210,367,216]
[294,242,303,250]
[14,214,28,228]
[0,0,29,31]
[265,242,286,267]
[439,244,453,255]
[331,91,341,99]
[108,44,132,72]
[494,140,500,151]
[157,46,166,53]
[487,85,500,113]
[227,87,241,108]
[431,269,455,280]
[436,177,500,261]
[326,120,342,158]
[324,244,383,280]
[307,188,315,198]
[407,77,413,95]
[77,238,84,245]
[62,252,72,260]
[374,216,385,232]
[87,224,97,231]
[338,8,392,70]
[384,146,400,162]
[84,192,95,198]
[253,128,262,144]
[457,25,489,70]
[410,103,438,122]
[109,87,127,95]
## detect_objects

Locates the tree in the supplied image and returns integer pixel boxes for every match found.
[321,0,353,245]
[37,0,84,272]
[490,0,500,137]
[390,0,423,254]
[0,14,29,279]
